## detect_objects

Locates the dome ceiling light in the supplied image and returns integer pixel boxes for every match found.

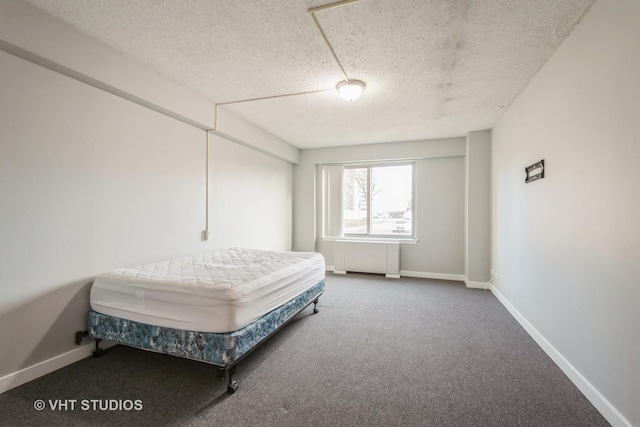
[336,80,366,101]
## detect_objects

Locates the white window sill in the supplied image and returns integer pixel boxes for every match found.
[321,236,418,245]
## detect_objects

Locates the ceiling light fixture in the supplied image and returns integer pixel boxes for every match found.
[336,80,366,101]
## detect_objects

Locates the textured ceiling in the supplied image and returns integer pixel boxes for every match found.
[23,0,595,149]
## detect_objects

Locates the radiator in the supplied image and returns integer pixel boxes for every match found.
[333,241,400,278]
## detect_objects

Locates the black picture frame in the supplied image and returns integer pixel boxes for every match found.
[525,159,545,183]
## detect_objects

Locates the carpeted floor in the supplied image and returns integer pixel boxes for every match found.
[0,273,610,426]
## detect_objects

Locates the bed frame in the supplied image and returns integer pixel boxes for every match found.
[78,279,324,394]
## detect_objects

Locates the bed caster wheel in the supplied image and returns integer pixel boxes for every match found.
[227,381,238,394]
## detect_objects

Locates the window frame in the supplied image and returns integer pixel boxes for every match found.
[341,161,416,240]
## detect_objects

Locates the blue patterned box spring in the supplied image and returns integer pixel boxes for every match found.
[89,279,324,366]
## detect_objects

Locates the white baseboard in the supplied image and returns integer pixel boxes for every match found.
[326,265,346,274]
[329,263,465,283]
[324,265,347,274]
[329,268,486,287]
[0,341,115,395]
[491,286,631,427]
[329,263,466,282]
[463,279,490,289]
[400,270,465,282]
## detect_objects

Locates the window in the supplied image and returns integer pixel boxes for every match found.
[324,162,415,239]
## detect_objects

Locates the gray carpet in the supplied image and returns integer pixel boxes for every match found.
[0,273,610,426]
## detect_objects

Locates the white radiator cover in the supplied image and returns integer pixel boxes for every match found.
[333,241,400,278]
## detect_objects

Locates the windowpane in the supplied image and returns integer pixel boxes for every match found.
[343,168,368,234]
[335,163,414,238]
[371,165,412,236]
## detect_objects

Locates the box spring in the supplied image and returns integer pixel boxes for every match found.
[89,279,324,367]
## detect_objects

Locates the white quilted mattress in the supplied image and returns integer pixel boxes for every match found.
[90,248,325,333]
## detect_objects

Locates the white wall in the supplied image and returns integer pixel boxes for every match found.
[293,138,466,277]
[465,130,491,286]
[0,0,296,392]
[0,49,205,380]
[491,0,640,425]
[402,156,465,275]
[209,134,292,250]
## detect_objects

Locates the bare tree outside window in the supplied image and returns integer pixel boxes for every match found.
[343,168,368,234]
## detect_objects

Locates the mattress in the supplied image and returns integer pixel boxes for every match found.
[90,248,325,333]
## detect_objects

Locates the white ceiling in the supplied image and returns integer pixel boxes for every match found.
[23,0,594,149]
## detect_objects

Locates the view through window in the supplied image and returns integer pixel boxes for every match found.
[342,164,413,236]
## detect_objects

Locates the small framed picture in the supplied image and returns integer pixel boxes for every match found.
[525,159,545,183]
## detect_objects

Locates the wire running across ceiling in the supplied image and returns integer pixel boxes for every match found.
[212,0,365,129]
